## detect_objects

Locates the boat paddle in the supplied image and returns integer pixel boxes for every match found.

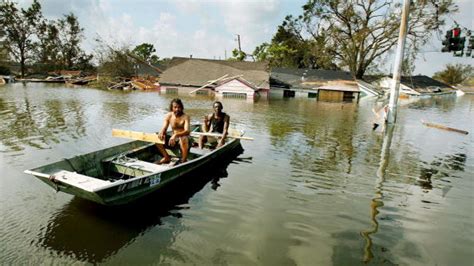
[112,129,254,143]
[112,129,165,144]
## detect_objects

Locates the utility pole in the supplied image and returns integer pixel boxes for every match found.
[236,34,242,52]
[386,0,411,124]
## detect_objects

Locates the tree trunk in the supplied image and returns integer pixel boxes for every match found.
[355,68,365,79]
[20,56,25,78]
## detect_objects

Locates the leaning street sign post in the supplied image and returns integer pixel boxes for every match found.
[386,0,411,124]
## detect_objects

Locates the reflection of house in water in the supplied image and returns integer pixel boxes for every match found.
[158,57,270,100]
[270,68,361,102]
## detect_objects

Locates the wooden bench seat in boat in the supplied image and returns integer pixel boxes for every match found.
[51,170,111,192]
[189,147,211,156]
[107,158,172,177]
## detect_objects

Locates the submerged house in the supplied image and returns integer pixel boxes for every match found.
[377,75,455,96]
[158,57,270,99]
[270,68,361,102]
[356,77,385,97]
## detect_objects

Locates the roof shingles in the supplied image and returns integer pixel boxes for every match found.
[159,57,270,88]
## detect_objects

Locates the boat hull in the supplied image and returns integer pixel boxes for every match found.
[26,127,243,205]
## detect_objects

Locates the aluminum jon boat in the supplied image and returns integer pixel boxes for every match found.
[24,125,244,205]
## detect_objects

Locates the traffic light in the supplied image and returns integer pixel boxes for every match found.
[441,27,473,57]
[442,30,451,52]
[467,32,473,57]
[451,27,462,52]
[441,27,464,53]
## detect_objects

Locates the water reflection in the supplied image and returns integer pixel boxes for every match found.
[360,124,394,263]
[359,123,468,263]
[417,153,466,192]
[269,101,359,192]
[406,95,457,111]
[37,147,243,264]
[0,95,86,152]
[101,102,133,124]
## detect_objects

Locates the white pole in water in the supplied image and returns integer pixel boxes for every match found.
[386,0,411,124]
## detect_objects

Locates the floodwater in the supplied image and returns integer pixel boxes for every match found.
[0,83,473,265]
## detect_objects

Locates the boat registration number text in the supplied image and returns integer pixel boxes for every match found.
[117,174,161,192]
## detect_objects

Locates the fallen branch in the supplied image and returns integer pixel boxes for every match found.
[189,74,228,94]
[421,120,469,135]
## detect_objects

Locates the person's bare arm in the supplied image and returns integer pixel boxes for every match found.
[158,113,171,140]
[218,114,230,147]
[169,115,190,146]
[203,114,212,132]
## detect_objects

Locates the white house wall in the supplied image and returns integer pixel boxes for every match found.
[379,78,419,95]
[215,79,255,97]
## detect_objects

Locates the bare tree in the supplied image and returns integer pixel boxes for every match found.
[284,0,457,78]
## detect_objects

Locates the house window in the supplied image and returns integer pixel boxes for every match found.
[166,87,178,94]
[343,91,354,101]
[196,90,209,95]
[308,92,317,98]
[222,92,247,99]
[283,90,295,98]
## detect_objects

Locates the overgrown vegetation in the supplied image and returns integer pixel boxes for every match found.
[433,63,473,85]
[95,40,135,78]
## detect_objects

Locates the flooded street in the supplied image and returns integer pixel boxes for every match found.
[1,83,473,265]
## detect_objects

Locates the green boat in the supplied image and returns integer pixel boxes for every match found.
[24,125,244,205]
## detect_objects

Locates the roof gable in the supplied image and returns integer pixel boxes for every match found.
[215,78,257,94]
[216,77,257,90]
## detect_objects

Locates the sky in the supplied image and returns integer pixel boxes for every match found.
[15,0,474,76]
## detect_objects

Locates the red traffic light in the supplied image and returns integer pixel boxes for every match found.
[452,28,461,38]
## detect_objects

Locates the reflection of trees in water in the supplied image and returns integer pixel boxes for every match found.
[37,147,242,264]
[0,96,86,152]
[417,153,466,192]
[265,101,358,190]
[101,102,132,124]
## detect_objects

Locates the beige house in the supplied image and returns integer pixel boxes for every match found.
[317,81,361,102]
[270,68,360,102]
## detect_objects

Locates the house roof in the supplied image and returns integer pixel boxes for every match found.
[375,75,455,94]
[356,79,385,96]
[159,57,269,88]
[399,75,453,89]
[271,67,355,89]
[319,83,360,92]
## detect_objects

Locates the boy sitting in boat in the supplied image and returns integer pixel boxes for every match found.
[156,98,190,164]
[198,101,230,149]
